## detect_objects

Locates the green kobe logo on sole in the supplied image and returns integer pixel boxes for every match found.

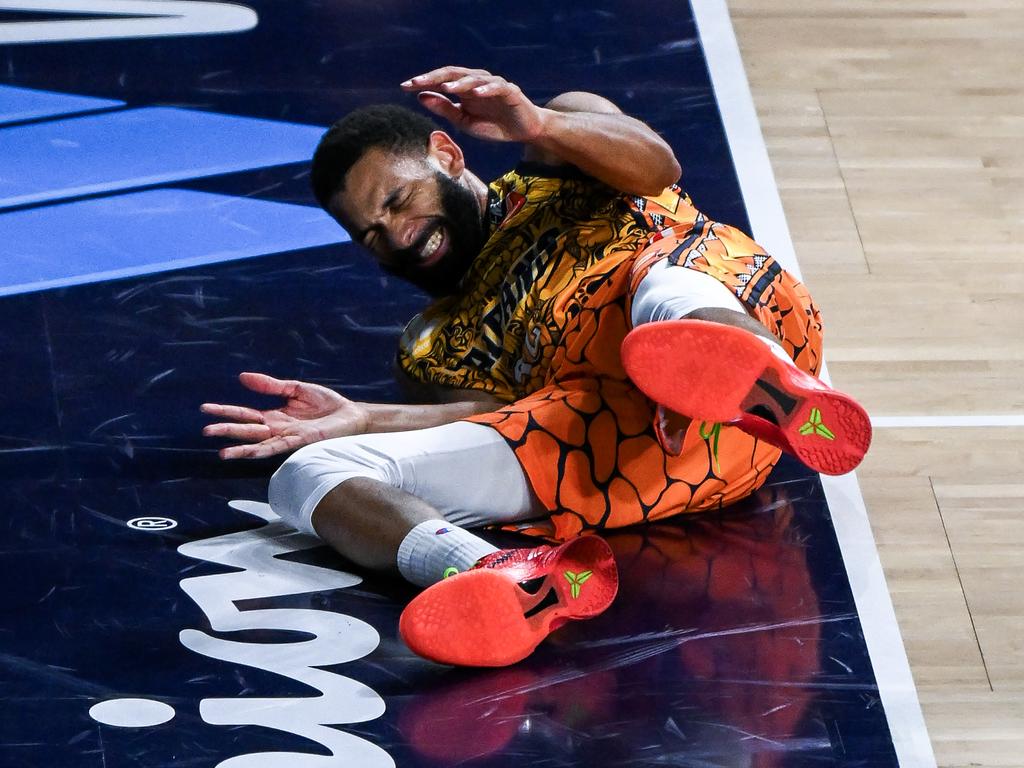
[564,570,593,599]
[799,407,835,440]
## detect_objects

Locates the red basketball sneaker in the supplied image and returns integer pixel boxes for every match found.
[621,319,871,476]
[399,536,618,667]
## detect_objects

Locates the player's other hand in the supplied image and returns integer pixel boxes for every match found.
[200,372,370,460]
[401,66,545,144]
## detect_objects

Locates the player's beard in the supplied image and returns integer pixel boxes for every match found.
[381,171,487,298]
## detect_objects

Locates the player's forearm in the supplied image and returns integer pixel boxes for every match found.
[530,109,680,195]
[362,400,499,433]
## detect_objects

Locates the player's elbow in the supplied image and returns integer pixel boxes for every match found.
[631,157,682,196]
[664,154,683,186]
[632,140,681,195]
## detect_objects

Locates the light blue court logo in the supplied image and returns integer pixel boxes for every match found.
[0,83,123,123]
[0,85,349,297]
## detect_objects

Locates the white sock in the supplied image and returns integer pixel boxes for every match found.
[396,520,499,587]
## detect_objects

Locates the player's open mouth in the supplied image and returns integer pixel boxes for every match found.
[418,226,447,268]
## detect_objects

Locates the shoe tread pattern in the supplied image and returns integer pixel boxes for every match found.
[790,394,872,476]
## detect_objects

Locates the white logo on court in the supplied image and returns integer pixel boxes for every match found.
[90,697,176,727]
[0,1,257,45]
[127,516,178,531]
[177,500,394,767]
[96,501,393,766]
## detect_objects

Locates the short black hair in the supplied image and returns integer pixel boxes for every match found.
[310,104,439,210]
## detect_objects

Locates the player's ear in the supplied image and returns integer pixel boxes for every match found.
[426,131,465,177]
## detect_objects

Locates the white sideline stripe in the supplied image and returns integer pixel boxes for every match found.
[874,415,1024,428]
[691,2,938,767]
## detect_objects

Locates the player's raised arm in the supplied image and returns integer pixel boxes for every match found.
[401,66,680,196]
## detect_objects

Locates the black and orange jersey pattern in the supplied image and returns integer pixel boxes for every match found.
[399,165,824,541]
[397,163,693,399]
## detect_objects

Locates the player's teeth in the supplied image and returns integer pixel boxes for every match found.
[420,228,442,259]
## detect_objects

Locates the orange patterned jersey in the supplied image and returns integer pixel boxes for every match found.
[397,163,693,399]
[399,165,824,540]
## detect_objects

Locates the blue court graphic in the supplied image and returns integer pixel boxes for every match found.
[0,189,348,297]
[0,106,325,209]
[0,83,123,124]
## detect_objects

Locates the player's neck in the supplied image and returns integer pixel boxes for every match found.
[462,170,489,217]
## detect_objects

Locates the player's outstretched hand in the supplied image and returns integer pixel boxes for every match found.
[200,372,370,460]
[401,66,545,144]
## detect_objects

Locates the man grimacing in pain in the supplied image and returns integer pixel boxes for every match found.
[202,66,871,667]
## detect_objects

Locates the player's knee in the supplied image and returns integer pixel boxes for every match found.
[268,437,403,536]
[682,305,749,324]
[268,443,329,535]
[684,306,777,344]
[630,261,748,328]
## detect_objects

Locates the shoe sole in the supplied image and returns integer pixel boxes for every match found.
[399,536,618,667]
[621,319,871,475]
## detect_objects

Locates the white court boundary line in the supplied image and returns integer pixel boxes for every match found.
[874,414,1024,428]
[690,2,938,766]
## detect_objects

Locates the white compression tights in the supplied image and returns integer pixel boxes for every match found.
[269,264,751,536]
[269,421,547,536]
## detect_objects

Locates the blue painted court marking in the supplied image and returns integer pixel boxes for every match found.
[0,188,349,297]
[0,106,325,209]
[0,83,123,124]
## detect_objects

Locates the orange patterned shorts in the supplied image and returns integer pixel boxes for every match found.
[469,220,823,541]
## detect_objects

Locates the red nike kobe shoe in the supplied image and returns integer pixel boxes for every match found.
[399,536,618,667]
[621,319,871,476]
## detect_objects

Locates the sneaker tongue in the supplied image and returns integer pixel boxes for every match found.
[476,545,555,574]
[475,549,517,569]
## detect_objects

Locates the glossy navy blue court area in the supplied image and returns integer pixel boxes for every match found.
[2,2,914,766]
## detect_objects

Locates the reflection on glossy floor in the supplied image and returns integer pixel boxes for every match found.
[4,467,895,766]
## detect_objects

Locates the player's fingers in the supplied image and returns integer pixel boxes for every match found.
[199,403,265,423]
[401,66,489,89]
[417,92,463,124]
[240,371,304,399]
[238,370,283,392]
[238,371,289,395]
[220,435,298,460]
[219,444,251,460]
[202,422,273,440]
[440,74,494,95]
[471,78,519,99]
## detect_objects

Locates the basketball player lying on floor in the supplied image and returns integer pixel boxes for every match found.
[201,66,871,667]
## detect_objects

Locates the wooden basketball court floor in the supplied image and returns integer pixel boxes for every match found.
[731,0,1024,764]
